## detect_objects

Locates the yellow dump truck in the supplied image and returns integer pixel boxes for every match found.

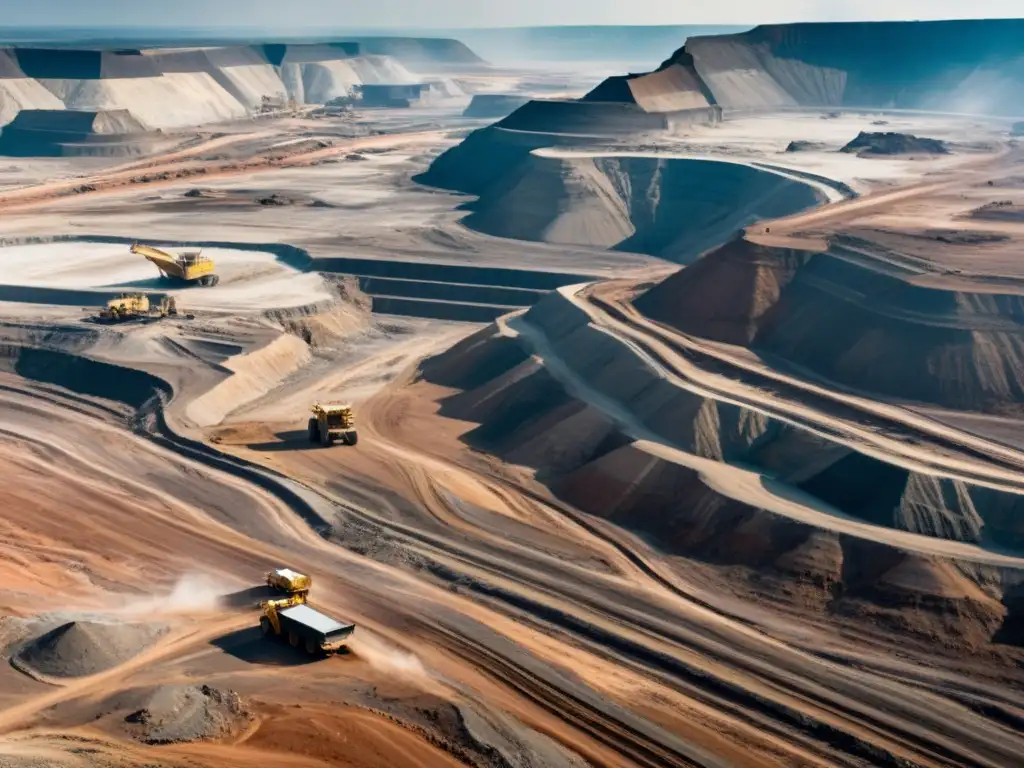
[259,568,355,656]
[130,242,219,286]
[308,403,358,447]
[97,293,178,322]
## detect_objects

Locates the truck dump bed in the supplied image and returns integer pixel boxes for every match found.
[279,603,355,646]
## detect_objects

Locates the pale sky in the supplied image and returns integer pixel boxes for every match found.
[0,0,1020,28]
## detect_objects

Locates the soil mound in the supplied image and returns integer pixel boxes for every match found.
[840,131,948,156]
[13,620,165,679]
[971,201,1024,223]
[125,684,251,744]
[679,19,1024,115]
[463,94,529,118]
[785,140,827,152]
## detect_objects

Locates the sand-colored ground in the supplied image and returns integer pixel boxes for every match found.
[2,30,1024,768]
[0,241,331,311]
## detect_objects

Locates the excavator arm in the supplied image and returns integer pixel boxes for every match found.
[131,242,186,279]
[261,595,305,636]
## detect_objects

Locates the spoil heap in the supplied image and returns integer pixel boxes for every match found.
[840,131,949,156]
[13,620,165,678]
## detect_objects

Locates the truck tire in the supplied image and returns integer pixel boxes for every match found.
[345,431,358,446]
[305,637,319,655]
[307,418,318,443]
[321,430,334,448]
[260,617,272,637]
[289,631,299,647]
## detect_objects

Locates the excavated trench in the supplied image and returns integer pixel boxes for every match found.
[420,129,832,264]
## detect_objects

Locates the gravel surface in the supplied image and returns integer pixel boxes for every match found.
[12,620,165,679]
[125,684,251,744]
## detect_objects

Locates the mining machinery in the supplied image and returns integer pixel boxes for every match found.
[259,568,355,656]
[308,403,358,447]
[130,242,219,286]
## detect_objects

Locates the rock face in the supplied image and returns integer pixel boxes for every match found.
[669,19,1024,115]
[417,304,1021,647]
[0,40,476,131]
[840,131,948,156]
[785,140,827,152]
[463,94,529,119]
[449,153,824,263]
[0,108,161,157]
[636,235,1024,417]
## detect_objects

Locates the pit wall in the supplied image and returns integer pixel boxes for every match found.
[422,317,1024,647]
[637,237,1024,413]
[515,287,1024,549]
[583,20,1024,118]
[449,151,825,264]
[0,43,425,130]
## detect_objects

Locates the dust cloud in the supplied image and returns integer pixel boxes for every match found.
[113,572,228,618]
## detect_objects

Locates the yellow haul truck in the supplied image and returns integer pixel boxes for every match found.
[308,403,358,447]
[130,242,219,286]
[260,568,355,656]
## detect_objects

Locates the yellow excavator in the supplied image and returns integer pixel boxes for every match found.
[97,293,178,322]
[130,242,219,286]
[259,568,355,656]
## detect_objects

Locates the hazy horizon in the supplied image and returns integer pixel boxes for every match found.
[0,1,1020,29]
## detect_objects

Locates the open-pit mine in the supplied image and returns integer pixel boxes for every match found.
[1,18,1024,768]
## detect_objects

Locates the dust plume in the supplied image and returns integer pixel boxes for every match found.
[350,631,439,689]
[113,572,227,617]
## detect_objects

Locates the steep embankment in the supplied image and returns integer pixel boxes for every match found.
[582,19,1024,116]
[637,236,1024,415]
[417,18,1024,259]
[460,153,827,262]
[0,48,65,126]
[418,301,1024,649]
[425,146,825,263]
[0,108,164,156]
[690,20,1024,115]
[342,37,484,68]
[0,41,456,131]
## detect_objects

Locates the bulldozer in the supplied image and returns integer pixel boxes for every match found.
[130,242,219,287]
[97,293,178,322]
[308,403,358,447]
[260,568,355,656]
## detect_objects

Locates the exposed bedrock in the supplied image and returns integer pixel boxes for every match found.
[457,290,1024,549]
[0,40,476,130]
[0,108,163,157]
[419,319,1024,647]
[421,135,824,263]
[584,19,1024,116]
[637,237,1024,414]
[462,94,530,119]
